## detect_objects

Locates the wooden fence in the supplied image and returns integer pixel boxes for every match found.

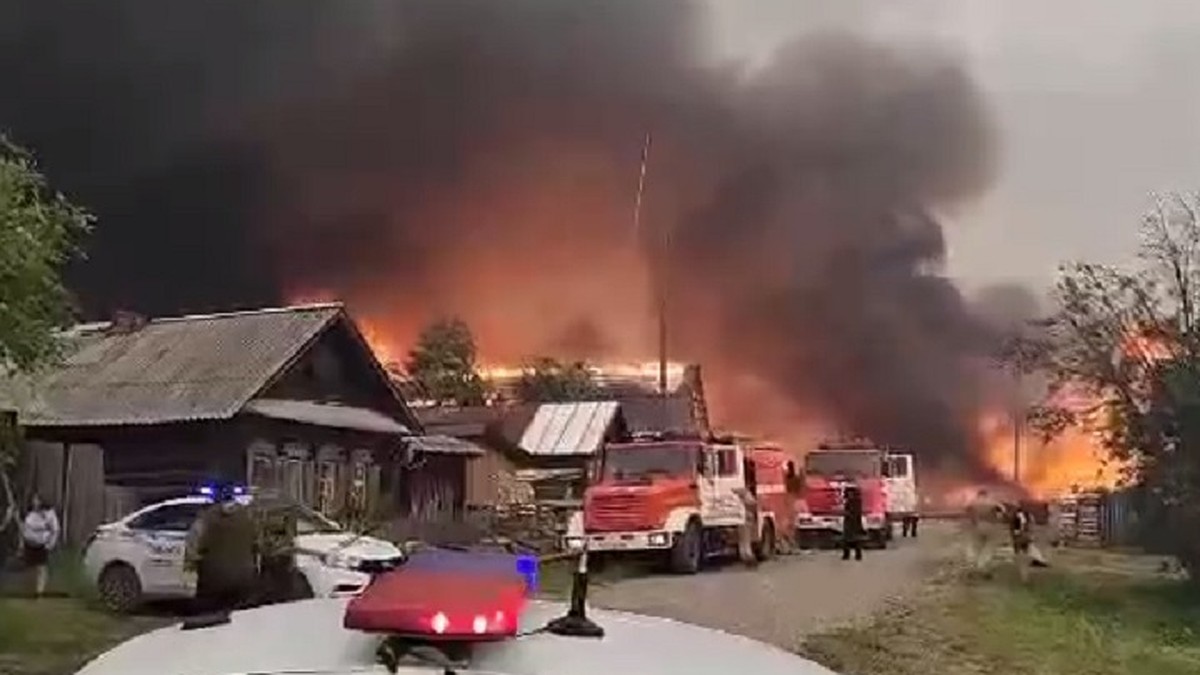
[1052,490,1139,548]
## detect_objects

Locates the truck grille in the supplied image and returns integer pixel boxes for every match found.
[807,487,845,515]
[586,493,652,531]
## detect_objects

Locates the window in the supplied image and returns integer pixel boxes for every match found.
[316,461,339,515]
[716,449,739,477]
[888,457,908,478]
[128,503,205,532]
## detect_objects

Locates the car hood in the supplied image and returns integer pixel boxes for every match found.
[293,533,401,560]
[74,598,839,675]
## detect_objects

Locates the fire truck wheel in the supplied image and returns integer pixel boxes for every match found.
[669,519,702,574]
[754,521,776,561]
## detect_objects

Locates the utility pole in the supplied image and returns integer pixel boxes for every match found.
[631,132,667,399]
[1013,370,1022,485]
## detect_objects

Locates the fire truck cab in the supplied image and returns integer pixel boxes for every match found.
[794,441,891,549]
[564,433,799,574]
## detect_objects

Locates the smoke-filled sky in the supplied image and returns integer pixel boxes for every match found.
[2,1,1197,480]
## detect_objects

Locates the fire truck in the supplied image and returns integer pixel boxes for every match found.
[794,440,898,549]
[564,432,801,574]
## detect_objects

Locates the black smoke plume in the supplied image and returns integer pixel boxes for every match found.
[1,1,1008,478]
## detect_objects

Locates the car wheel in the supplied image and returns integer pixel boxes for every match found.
[669,519,702,574]
[98,563,142,614]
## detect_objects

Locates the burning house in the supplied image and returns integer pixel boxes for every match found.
[394,361,712,509]
[0,303,480,542]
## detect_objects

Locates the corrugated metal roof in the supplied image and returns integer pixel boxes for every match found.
[407,435,485,456]
[10,304,343,427]
[518,401,620,456]
[243,398,410,435]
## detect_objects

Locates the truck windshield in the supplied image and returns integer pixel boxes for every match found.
[602,444,697,482]
[805,451,881,478]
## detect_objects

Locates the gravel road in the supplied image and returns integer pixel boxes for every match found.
[589,522,957,652]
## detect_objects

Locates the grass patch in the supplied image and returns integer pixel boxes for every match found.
[0,598,162,675]
[802,552,1200,675]
[0,550,165,675]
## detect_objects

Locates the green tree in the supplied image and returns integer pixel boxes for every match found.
[404,317,488,406]
[0,136,91,552]
[515,357,600,403]
[1030,192,1200,578]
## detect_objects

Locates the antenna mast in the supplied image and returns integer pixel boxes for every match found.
[632,132,667,398]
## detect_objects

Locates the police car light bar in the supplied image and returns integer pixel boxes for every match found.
[196,483,246,498]
[344,569,527,641]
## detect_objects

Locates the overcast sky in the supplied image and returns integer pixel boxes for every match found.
[707,1,1200,295]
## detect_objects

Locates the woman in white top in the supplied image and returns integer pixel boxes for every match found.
[22,494,60,597]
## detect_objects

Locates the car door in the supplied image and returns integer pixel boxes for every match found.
[127,503,205,596]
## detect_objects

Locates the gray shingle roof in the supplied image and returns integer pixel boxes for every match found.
[8,304,344,427]
[244,398,411,435]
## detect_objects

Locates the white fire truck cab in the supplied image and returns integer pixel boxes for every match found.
[564,432,800,573]
[882,452,920,537]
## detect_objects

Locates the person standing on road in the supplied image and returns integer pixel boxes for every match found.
[1009,502,1033,582]
[965,488,1000,574]
[185,484,259,613]
[21,494,60,597]
[840,483,864,562]
[733,458,760,568]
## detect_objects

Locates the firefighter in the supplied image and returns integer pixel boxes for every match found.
[1009,502,1033,582]
[733,457,760,568]
[256,503,299,604]
[841,483,864,562]
[964,488,1000,574]
[185,484,259,614]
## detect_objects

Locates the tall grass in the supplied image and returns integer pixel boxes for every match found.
[803,558,1200,675]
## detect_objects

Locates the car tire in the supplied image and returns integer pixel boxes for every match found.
[669,519,702,575]
[98,563,143,614]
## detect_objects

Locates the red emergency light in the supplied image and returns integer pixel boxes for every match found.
[344,569,528,641]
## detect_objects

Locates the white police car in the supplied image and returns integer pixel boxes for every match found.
[82,491,405,612]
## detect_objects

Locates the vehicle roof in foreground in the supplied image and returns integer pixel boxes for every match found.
[74,596,837,675]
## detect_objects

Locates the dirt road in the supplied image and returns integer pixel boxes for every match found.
[589,522,957,652]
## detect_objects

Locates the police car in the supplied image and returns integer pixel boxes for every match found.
[82,487,405,612]
[75,550,839,675]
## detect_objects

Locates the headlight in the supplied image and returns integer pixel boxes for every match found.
[648,532,669,547]
[323,551,364,570]
[564,536,584,550]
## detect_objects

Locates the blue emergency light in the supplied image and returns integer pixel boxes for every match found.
[196,482,246,500]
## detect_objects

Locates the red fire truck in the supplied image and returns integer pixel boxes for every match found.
[794,440,891,549]
[564,433,801,573]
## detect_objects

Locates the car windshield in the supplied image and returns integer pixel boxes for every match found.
[805,451,881,479]
[602,444,697,481]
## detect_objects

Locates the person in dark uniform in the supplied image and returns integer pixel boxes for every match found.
[185,484,259,614]
[256,504,299,604]
[841,483,865,562]
[1008,502,1033,582]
